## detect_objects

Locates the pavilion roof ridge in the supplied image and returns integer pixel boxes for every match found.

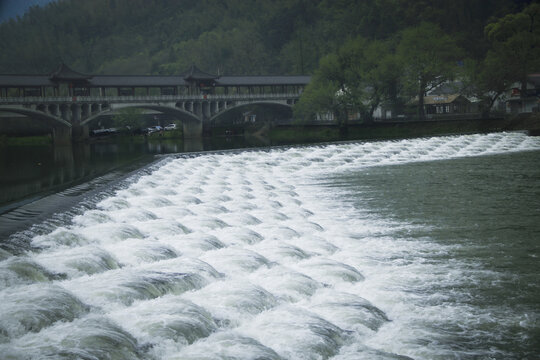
[183,64,219,80]
[49,63,92,81]
[219,74,311,77]
[91,74,185,77]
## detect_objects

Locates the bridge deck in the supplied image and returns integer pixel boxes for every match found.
[0,93,301,104]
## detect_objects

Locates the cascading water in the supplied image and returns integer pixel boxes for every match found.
[1,132,539,359]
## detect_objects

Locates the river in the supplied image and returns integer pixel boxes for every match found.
[0,136,266,214]
[0,131,539,359]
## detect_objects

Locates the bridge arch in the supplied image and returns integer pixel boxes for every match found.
[80,103,200,126]
[0,106,71,127]
[209,100,294,124]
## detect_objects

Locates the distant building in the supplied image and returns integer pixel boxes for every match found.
[423,94,474,115]
[314,110,362,122]
[429,81,463,96]
[315,112,334,122]
[243,111,256,123]
[505,74,540,114]
[373,106,394,120]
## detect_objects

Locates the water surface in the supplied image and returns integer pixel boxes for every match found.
[0,132,539,359]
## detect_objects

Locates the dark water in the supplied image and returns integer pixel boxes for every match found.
[0,136,263,213]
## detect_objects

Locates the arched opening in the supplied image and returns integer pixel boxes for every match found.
[81,104,199,126]
[48,104,59,116]
[0,107,70,129]
[80,103,203,138]
[210,102,293,127]
[0,107,72,143]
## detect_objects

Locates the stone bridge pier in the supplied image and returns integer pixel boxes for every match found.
[52,126,72,145]
[35,102,94,143]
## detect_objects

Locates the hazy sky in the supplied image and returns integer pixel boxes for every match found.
[0,0,56,23]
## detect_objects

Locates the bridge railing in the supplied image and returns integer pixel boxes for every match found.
[0,93,302,104]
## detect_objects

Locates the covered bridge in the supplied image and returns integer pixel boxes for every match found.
[0,64,310,98]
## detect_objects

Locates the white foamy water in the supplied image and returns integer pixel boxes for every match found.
[1,132,539,359]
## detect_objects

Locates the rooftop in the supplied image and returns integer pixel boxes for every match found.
[424,94,468,105]
[182,65,219,81]
[0,64,311,88]
[49,63,92,81]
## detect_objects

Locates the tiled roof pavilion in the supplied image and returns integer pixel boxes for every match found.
[0,64,310,88]
[49,63,92,81]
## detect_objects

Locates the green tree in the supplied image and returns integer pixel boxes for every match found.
[112,107,144,132]
[397,22,463,120]
[461,53,513,117]
[0,0,533,79]
[484,3,540,110]
[294,53,350,126]
[358,38,402,120]
[295,36,400,125]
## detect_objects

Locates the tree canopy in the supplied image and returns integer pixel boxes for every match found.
[297,1,539,121]
[0,0,533,76]
[0,0,537,120]
[397,22,463,120]
[485,3,540,91]
[112,107,144,132]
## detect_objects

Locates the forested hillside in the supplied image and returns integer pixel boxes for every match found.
[0,0,532,76]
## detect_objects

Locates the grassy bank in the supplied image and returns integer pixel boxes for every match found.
[269,115,540,145]
[268,126,340,144]
[90,129,184,143]
[3,115,538,148]
[0,134,52,146]
[1,128,183,146]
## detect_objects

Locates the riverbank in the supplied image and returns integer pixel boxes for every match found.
[0,129,184,147]
[268,114,540,144]
[0,134,52,146]
[3,114,539,147]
